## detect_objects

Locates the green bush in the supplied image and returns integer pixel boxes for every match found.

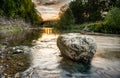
[104,7,120,33]
[88,7,120,34]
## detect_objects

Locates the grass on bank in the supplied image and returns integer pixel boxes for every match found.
[69,21,105,33]
[0,25,24,37]
[55,20,120,34]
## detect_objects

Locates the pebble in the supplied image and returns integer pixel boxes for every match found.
[13,49,24,54]
[0,51,2,56]
[0,65,7,73]
[14,72,21,78]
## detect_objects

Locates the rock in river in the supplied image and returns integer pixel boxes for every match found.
[0,51,2,56]
[13,49,24,54]
[57,33,97,64]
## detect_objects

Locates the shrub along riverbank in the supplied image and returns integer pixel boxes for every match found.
[54,0,120,34]
[69,7,120,34]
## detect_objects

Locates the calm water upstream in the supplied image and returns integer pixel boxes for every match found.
[23,27,120,78]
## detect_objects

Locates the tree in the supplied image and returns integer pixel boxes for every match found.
[0,0,42,24]
[85,0,102,22]
[69,0,84,24]
[115,0,120,8]
[69,0,102,23]
[57,6,75,30]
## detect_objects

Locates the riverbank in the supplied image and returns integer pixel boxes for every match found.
[54,20,120,34]
[0,17,29,45]
[0,17,42,78]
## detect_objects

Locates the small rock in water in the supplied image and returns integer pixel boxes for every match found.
[0,51,2,56]
[13,49,24,54]
[12,46,30,54]
[57,33,97,64]
[14,72,21,78]
[18,62,24,67]
[12,46,24,54]
[0,65,8,73]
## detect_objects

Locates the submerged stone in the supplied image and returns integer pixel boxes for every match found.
[57,33,97,64]
[0,51,2,56]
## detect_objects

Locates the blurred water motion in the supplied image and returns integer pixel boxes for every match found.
[26,27,120,78]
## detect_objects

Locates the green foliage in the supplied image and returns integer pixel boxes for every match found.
[105,8,120,26]
[84,15,120,34]
[99,0,120,11]
[104,7,120,33]
[99,0,116,11]
[85,9,120,34]
[0,0,42,24]
[86,22,105,32]
[86,0,102,22]
[115,0,120,8]
[69,0,84,24]
[55,0,120,34]
[68,0,102,24]
[56,7,75,30]
[69,0,120,23]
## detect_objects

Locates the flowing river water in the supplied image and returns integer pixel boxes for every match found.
[22,27,120,78]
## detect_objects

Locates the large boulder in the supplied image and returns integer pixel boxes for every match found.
[57,33,97,64]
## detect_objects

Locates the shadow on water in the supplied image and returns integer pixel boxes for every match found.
[59,57,91,73]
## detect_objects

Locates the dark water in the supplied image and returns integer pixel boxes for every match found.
[22,27,120,78]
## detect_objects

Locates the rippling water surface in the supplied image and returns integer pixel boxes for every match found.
[23,27,120,78]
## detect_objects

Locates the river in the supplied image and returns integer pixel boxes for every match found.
[22,27,120,78]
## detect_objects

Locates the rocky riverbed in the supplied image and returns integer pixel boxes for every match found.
[0,45,31,78]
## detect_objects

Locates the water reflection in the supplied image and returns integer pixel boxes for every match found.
[42,27,53,34]
[23,27,120,78]
[0,28,42,46]
[0,28,43,77]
